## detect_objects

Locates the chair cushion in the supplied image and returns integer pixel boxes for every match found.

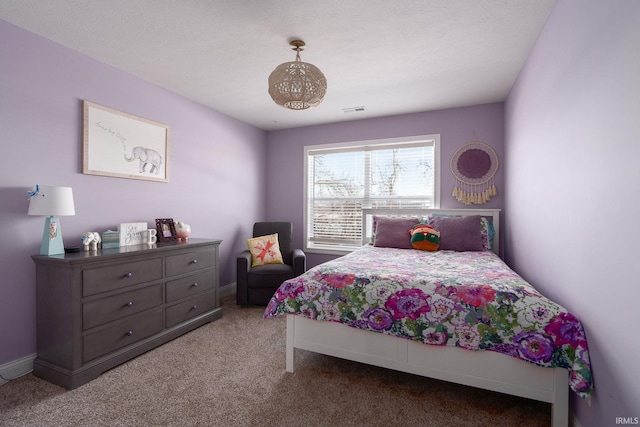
[249,263,294,275]
[247,233,284,267]
[247,264,295,289]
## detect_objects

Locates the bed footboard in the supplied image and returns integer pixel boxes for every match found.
[286,314,568,427]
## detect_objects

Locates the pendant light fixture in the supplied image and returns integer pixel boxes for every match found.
[268,39,327,110]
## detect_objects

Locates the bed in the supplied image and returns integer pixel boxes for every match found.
[263,208,593,427]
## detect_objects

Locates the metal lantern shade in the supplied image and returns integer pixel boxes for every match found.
[268,40,327,110]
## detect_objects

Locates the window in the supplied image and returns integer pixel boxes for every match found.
[304,135,440,254]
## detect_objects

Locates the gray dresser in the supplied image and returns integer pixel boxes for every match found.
[32,238,222,389]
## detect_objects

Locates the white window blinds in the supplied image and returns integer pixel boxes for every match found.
[304,135,440,253]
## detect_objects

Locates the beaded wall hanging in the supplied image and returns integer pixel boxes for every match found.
[450,141,498,205]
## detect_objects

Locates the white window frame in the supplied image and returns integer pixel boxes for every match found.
[303,134,441,255]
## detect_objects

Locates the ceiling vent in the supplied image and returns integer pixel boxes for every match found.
[342,106,366,113]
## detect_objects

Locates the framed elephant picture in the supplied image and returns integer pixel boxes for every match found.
[82,100,170,182]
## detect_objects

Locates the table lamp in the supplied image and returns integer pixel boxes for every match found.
[28,185,76,255]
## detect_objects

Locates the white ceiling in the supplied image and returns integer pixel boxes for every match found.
[0,0,556,131]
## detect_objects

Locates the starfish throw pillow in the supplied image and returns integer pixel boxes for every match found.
[247,233,284,267]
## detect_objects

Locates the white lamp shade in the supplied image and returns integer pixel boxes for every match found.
[28,186,76,216]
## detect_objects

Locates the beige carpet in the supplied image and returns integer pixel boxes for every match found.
[0,296,550,426]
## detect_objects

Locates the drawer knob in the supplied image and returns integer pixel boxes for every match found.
[125,301,134,307]
[124,272,133,278]
[190,305,197,311]
[126,330,133,337]
[190,259,197,265]
[191,282,198,288]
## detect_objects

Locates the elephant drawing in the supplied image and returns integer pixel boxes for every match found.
[124,146,163,175]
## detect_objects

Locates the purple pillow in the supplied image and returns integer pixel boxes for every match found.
[373,217,418,249]
[430,215,484,251]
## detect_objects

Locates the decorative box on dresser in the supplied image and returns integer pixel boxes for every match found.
[32,238,222,389]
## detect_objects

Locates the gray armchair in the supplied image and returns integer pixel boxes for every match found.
[236,222,306,306]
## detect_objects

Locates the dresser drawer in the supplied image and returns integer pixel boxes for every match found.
[83,284,163,330]
[83,258,163,296]
[166,270,215,303]
[165,248,216,277]
[83,309,163,362]
[165,290,216,328]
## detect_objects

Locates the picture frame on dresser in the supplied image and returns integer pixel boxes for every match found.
[156,218,176,241]
[118,222,148,246]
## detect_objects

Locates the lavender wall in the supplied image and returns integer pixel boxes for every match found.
[505,1,640,425]
[0,20,267,365]
[266,103,505,267]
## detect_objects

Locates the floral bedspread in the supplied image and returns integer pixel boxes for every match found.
[264,245,593,398]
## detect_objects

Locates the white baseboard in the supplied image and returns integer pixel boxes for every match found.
[219,282,236,299]
[0,353,35,386]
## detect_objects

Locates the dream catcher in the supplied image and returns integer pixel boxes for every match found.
[450,141,498,205]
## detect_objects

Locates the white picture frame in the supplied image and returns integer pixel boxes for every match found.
[82,100,170,183]
[118,222,148,246]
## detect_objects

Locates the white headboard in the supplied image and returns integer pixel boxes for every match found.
[362,208,501,255]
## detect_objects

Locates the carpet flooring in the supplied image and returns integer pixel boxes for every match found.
[0,296,551,426]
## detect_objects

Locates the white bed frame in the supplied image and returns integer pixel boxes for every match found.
[285,208,570,427]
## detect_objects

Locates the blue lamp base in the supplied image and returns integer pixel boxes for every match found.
[40,216,65,255]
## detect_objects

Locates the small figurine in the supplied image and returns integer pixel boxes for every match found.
[81,232,102,251]
[175,221,191,241]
